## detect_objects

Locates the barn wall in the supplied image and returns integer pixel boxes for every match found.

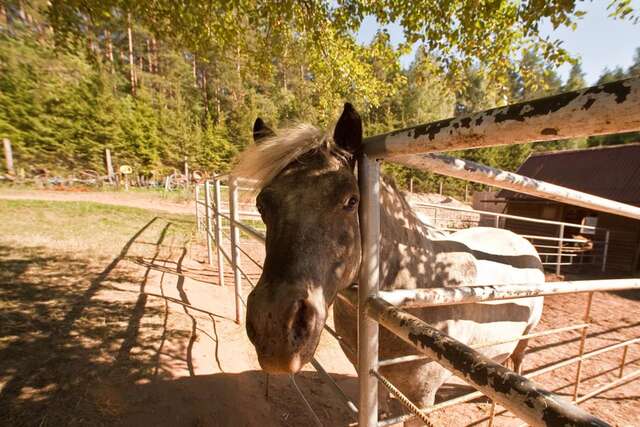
[598,214,640,273]
[503,202,562,237]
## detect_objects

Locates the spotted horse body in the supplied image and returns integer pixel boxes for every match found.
[236,104,544,421]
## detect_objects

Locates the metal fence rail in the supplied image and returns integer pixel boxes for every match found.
[365,294,608,427]
[194,76,640,426]
[411,201,611,273]
[355,76,640,427]
[364,77,640,157]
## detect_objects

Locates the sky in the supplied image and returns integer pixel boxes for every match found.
[356,1,640,85]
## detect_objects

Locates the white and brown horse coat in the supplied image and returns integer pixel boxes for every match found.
[334,177,543,407]
[237,107,544,412]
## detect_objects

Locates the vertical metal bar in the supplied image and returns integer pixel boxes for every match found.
[494,215,500,229]
[203,182,213,265]
[229,176,243,324]
[195,184,201,232]
[556,223,565,276]
[602,230,610,273]
[213,179,225,287]
[488,400,497,427]
[619,345,629,378]
[573,291,594,400]
[357,155,380,427]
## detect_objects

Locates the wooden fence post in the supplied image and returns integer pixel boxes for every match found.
[3,138,14,175]
[105,148,114,182]
[183,157,189,189]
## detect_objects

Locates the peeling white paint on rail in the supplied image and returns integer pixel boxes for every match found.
[392,153,640,221]
[363,295,610,427]
[364,77,640,156]
[378,279,640,308]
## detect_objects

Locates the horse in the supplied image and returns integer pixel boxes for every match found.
[235,104,544,419]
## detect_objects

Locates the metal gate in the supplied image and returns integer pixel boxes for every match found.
[195,76,640,426]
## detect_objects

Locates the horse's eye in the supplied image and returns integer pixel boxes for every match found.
[344,196,359,211]
[257,190,275,216]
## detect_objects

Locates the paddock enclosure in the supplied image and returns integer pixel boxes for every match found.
[195,76,640,426]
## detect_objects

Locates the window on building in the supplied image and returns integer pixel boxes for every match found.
[580,216,598,235]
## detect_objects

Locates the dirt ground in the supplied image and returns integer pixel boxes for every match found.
[0,187,196,215]
[1,193,639,426]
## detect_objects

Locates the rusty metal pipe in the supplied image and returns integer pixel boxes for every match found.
[364,77,640,157]
[376,278,640,308]
[390,153,640,221]
[366,295,609,427]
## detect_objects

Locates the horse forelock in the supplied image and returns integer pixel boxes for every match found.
[232,124,351,190]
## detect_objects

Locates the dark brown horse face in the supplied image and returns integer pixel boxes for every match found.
[246,104,363,374]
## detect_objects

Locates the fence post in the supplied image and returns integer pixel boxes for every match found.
[104,148,114,183]
[213,178,225,287]
[358,154,380,427]
[602,230,610,273]
[556,223,565,276]
[229,176,243,324]
[183,157,189,189]
[573,292,594,400]
[203,181,213,265]
[195,184,201,232]
[3,138,14,175]
[494,215,500,229]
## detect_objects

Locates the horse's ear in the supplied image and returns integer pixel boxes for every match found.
[253,118,275,143]
[333,102,362,155]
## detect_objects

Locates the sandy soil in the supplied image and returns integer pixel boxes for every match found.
[1,192,639,426]
[0,217,356,427]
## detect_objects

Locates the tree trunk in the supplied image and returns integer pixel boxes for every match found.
[235,45,240,74]
[146,39,153,73]
[202,71,209,115]
[215,86,221,119]
[1,3,8,27]
[105,29,114,72]
[17,0,26,21]
[127,12,136,95]
[282,45,288,91]
[151,37,158,73]
[192,54,197,87]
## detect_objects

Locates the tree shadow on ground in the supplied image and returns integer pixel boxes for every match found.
[0,217,358,427]
[0,217,196,426]
[107,370,356,427]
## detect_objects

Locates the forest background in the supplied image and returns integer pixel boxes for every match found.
[1,0,639,196]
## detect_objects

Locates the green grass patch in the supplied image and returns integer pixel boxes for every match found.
[0,199,195,259]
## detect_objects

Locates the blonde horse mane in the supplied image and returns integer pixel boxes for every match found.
[231,124,350,190]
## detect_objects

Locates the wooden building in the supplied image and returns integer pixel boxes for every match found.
[498,144,640,274]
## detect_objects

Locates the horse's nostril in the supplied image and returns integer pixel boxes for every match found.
[289,299,316,348]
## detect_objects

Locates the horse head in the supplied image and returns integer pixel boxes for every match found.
[236,104,364,373]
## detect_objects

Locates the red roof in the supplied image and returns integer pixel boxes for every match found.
[499,143,640,206]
